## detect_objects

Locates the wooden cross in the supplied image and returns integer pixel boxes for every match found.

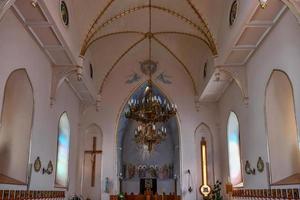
[84,136,102,187]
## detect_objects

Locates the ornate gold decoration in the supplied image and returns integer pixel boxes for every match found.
[125,2,177,152]
[80,5,218,56]
[258,0,268,9]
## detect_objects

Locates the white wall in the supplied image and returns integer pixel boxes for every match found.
[0,9,81,198]
[218,10,300,189]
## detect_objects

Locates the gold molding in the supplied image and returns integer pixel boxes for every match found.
[184,0,217,52]
[80,5,218,56]
[99,36,147,94]
[83,31,145,55]
[153,31,216,55]
[152,36,197,95]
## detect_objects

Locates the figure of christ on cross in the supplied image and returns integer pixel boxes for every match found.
[84,136,102,187]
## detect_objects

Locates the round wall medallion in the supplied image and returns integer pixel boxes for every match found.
[60,0,69,26]
[229,0,238,26]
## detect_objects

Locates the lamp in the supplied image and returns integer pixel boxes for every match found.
[125,0,177,152]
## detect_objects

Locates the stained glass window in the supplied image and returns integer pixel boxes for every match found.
[55,112,71,187]
[227,112,243,187]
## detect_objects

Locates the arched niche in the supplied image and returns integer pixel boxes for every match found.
[116,82,180,195]
[0,68,34,184]
[81,124,103,199]
[194,123,214,199]
[265,70,300,185]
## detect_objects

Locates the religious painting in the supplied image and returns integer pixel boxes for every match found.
[60,0,69,26]
[127,164,136,179]
[55,112,70,187]
[227,112,243,186]
[229,0,238,26]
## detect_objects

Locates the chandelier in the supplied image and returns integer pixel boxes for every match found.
[125,79,177,124]
[134,123,167,152]
[125,0,177,152]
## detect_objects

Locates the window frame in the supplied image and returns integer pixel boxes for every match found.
[54,111,71,189]
[226,111,244,188]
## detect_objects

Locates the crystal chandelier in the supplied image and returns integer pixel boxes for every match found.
[125,80,177,124]
[134,123,167,152]
[125,0,177,152]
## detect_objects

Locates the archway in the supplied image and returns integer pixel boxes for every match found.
[0,68,34,184]
[194,123,215,200]
[116,82,181,195]
[265,69,300,185]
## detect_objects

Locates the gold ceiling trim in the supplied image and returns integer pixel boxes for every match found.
[153,31,216,55]
[82,31,145,54]
[184,0,217,53]
[82,0,116,49]
[99,36,147,94]
[80,5,217,56]
[152,36,197,95]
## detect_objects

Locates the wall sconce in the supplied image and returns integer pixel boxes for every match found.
[42,161,53,175]
[258,0,268,9]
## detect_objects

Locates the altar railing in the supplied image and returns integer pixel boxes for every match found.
[0,190,65,200]
[232,188,300,200]
[110,193,181,200]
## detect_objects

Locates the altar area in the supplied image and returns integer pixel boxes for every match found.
[110,193,181,200]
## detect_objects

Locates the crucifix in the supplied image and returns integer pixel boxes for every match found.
[84,136,102,187]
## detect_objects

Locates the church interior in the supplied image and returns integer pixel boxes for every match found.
[0,0,300,200]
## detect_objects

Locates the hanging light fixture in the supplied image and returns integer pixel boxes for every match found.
[134,124,167,152]
[258,0,268,9]
[125,0,177,152]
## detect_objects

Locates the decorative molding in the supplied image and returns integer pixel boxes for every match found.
[281,0,300,24]
[217,66,249,104]
[0,0,16,22]
[80,5,218,56]
[50,65,83,106]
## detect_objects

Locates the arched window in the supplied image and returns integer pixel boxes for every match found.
[55,112,71,187]
[266,70,300,184]
[227,112,243,187]
[0,69,34,184]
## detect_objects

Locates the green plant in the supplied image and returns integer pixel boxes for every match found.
[209,180,223,200]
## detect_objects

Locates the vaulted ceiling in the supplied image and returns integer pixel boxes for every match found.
[70,0,225,96]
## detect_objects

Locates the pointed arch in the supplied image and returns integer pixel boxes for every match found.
[55,112,71,188]
[0,68,34,185]
[194,122,215,198]
[265,69,300,185]
[227,111,243,187]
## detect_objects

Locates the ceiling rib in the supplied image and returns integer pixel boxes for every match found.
[152,36,197,95]
[85,31,145,53]
[99,36,147,94]
[153,31,212,51]
[80,5,217,56]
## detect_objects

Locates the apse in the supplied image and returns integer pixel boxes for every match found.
[117,82,180,195]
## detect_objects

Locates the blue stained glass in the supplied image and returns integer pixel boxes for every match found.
[55,112,70,187]
[227,112,243,187]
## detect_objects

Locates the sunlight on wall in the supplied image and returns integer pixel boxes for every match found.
[55,112,71,187]
[227,112,243,187]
